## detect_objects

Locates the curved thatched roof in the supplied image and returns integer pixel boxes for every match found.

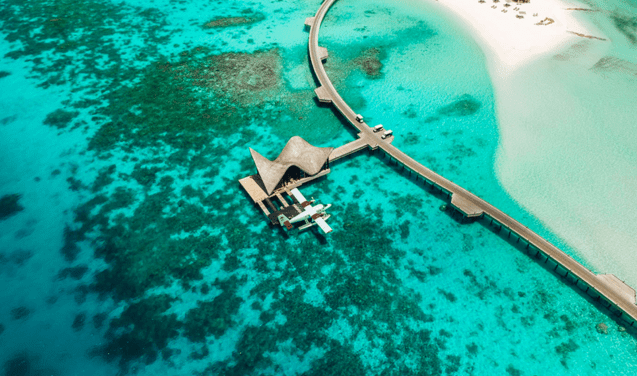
[250,136,333,194]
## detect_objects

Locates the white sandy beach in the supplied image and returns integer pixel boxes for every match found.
[433,0,599,71]
[428,0,637,289]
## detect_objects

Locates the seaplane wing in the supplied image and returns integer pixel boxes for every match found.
[290,188,308,204]
[315,217,332,234]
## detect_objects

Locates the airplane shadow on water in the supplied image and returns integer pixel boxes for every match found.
[271,220,328,245]
[309,225,329,245]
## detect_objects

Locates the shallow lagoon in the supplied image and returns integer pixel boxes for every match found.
[0,0,636,375]
[493,0,637,289]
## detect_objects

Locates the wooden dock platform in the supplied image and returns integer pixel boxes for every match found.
[328,133,386,162]
[307,0,637,326]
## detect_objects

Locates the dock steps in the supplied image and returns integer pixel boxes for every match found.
[314,86,332,103]
[318,47,328,61]
[450,194,484,217]
[598,274,636,304]
[305,17,315,27]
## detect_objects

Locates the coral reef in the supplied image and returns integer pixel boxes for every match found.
[10,306,30,320]
[353,47,384,77]
[98,294,181,367]
[183,280,243,342]
[43,109,78,129]
[90,47,281,152]
[57,265,88,280]
[203,12,265,29]
[424,93,482,123]
[0,0,170,90]
[437,94,481,117]
[596,322,609,334]
[0,250,33,267]
[72,313,86,331]
[0,194,24,220]
[3,354,29,376]
[612,13,637,44]
[555,338,580,367]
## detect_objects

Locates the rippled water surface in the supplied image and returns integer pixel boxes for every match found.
[0,0,636,375]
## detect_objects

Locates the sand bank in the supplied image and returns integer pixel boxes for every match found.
[432,0,599,71]
[427,0,637,288]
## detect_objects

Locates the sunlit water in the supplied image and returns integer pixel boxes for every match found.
[0,0,636,375]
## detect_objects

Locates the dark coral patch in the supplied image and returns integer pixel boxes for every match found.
[438,288,457,302]
[10,306,30,320]
[425,94,481,122]
[555,339,580,367]
[98,294,181,367]
[301,341,367,376]
[0,0,170,91]
[1,115,18,126]
[0,194,24,220]
[130,164,161,188]
[88,193,222,301]
[612,13,637,44]
[72,313,86,331]
[203,12,265,29]
[0,71,10,79]
[466,342,478,355]
[506,364,523,376]
[90,48,280,151]
[57,265,88,280]
[0,250,33,267]
[43,109,79,129]
[438,94,481,117]
[183,281,243,342]
[353,47,384,78]
[92,313,107,329]
[60,225,83,262]
[3,354,30,376]
[204,49,281,100]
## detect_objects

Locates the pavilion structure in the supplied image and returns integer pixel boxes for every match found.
[239,136,334,226]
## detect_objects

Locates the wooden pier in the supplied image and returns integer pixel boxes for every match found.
[307,0,637,325]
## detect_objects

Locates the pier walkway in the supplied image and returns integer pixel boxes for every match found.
[307,0,637,325]
[328,132,387,162]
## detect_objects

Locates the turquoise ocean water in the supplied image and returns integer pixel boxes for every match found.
[0,0,636,375]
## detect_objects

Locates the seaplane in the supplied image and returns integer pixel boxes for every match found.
[277,188,332,234]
